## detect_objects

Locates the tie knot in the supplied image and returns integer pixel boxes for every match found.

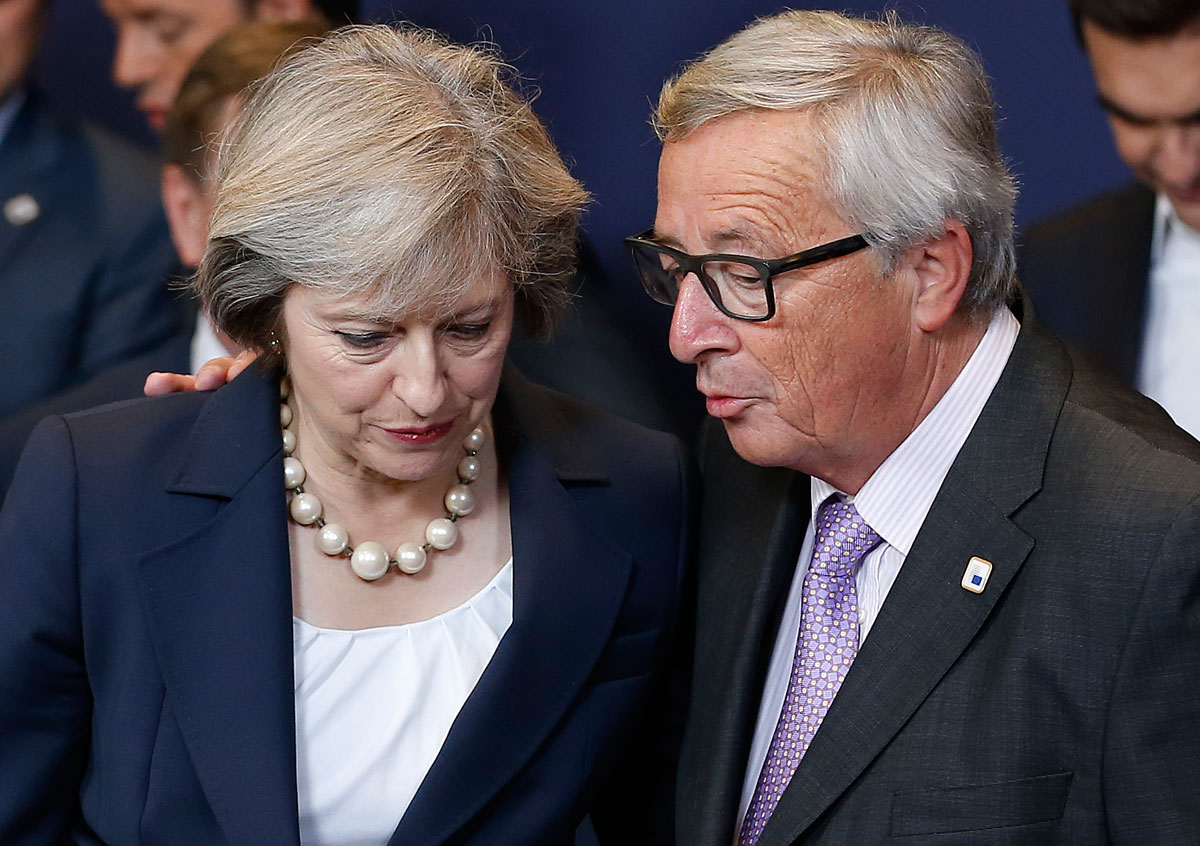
[810,497,881,578]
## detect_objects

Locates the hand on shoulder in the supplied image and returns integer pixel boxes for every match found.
[143,350,259,397]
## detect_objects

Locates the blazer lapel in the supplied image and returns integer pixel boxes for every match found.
[135,369,301,846]
[388,369,633,846]
[678,423,810,846]
[759,305,1071,846]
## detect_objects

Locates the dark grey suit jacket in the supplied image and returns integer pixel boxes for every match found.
[677,299,1200,845]
[1018,183,1155,385]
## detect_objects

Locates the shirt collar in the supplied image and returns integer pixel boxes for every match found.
[1152,192,1200,264]
[810,306,1020,555]
[0,89,26,151]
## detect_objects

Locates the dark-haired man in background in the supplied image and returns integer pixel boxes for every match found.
[1021,0,1200,438]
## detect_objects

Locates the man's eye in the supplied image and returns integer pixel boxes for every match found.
[335,331,388,349]
[151,19,189,46]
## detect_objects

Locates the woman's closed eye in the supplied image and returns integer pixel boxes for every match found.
[442,322,492,341]
[334,330,391,350]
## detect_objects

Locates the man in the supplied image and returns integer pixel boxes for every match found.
[0,19,324,496]
[1020,0,1200,437]
[101,0,332,131]
[626,10,1200,844]
[0,0,182,418]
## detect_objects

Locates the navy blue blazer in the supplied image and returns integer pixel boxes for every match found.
[0,329,191,500]
[0,90,186,418]
[0,364,692,845]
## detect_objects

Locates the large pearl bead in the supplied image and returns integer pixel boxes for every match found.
[445,484,476,516]
[280,404,294,427]
[457,454,481,482]
[289,492,322,525]
[317,523,349,555]
[350,541,391,580]
[463,427,486,452]
[280,378,290,400]
[282,428,297,455]
[283,456,306,490]
[395,542,427,574]
[425,517,458,550]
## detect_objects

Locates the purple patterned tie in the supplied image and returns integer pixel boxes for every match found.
[737,497,882,846]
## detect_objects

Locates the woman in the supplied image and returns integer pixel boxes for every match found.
[0,26,690,845]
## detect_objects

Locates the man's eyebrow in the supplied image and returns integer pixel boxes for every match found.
[649,227,766,254]
[1097,93,1200,127]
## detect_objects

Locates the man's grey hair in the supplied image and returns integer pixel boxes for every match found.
[654,9,1018,316]
[193,24,587,363]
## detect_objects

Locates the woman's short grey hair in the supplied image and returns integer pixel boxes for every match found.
[193,24,588,362]
[654,10,1018,317]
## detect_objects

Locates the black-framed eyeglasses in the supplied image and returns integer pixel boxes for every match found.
[624,229,871,321]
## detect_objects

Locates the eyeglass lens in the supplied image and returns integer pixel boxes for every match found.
[631,245,769,318]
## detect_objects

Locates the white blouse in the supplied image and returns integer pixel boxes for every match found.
[293,559,514,846]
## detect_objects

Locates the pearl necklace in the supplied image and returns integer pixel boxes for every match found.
[280,383,485,582]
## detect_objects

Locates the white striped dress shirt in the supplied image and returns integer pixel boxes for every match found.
[735,307,1021,833]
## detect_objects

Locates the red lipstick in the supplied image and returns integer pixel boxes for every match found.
[383,421,454,445]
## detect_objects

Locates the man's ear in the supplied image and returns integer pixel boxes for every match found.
[161,164,209,269]
[252,0,321,23]
[905,219,973,333]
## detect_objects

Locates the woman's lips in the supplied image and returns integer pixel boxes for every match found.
[382,420,455,444]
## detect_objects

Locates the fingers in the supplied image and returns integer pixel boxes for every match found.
[143,372,199,397]
[143,349,262,397]
[226,349,259,382]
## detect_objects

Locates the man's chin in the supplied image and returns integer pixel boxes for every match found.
[723,419,794,469]
[1168,194,1200,233]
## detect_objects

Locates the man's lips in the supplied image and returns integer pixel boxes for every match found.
[382,421,455,444]
[143,108,167,131]
[704,394,754,418]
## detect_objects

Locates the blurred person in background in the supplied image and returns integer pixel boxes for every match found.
[0,0,182,418]
[1021,0,1200,437]
[99,0,338,131]
[0,18,328,497]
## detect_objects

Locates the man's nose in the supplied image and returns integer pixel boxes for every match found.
[111,30,152,89]
[668,273,739,364]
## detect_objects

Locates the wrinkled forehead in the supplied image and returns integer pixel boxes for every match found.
[654,109,843,254]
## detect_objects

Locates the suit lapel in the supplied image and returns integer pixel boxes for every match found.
[135,368,301,846]
[678,423,810,846]
[758,306,1072,846]
[388,368,632,846]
